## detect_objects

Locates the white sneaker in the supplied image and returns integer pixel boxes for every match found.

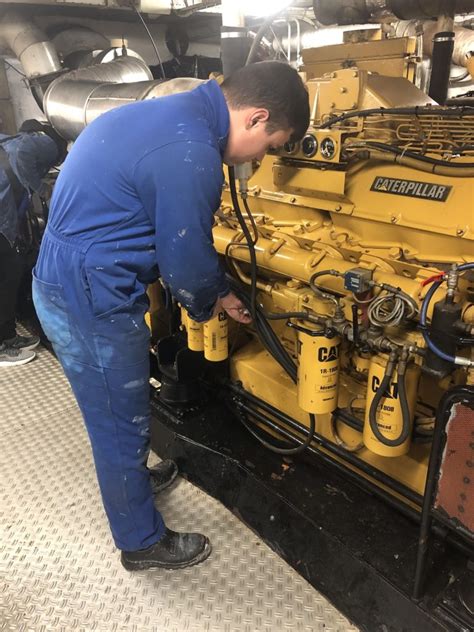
[0,344,36,366]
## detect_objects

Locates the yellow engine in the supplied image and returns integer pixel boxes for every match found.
[179,67,474,510]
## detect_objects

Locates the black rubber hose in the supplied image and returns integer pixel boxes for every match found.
[234,399,317,455]
[362,141,474,169]
[245,11,287,66]
[228,167,258,320]
[242,197,259,244]
[369,353,412,447]
[320,106,474,129]
[226,172,317,454]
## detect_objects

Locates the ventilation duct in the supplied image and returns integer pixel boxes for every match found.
[43,58,201,140]
[313,1,474,25]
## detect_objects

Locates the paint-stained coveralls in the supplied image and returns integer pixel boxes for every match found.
[33,80,230,551]
[0,132,58,345]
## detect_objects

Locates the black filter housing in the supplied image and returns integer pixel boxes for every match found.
[424,299,462,378]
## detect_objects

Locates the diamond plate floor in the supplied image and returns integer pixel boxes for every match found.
[0,340,359,632]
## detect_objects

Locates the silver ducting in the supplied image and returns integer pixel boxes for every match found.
[313,1,474,25]
[394,20,474,72]
[44,57,201,140]
[1,11,62,78]
[50,26,110,69]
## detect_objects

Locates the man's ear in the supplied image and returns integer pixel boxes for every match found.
[245,108,270,129]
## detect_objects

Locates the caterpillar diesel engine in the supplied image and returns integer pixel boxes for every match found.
[156,66,474,630]
[174,67,474,500]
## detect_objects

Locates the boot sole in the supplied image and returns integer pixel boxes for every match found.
[121,539,212,571]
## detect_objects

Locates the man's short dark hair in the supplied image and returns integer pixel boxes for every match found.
[221,61,310,142]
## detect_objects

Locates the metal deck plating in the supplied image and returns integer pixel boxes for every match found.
[0,342,357,632]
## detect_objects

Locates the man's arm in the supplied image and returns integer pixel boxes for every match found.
[134,141,231,322]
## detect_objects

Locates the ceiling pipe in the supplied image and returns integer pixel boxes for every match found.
[43,57,201,140]
[313,1,474,25]
[1,10,62,78]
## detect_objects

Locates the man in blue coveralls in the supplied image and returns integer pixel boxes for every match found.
[33,61,310,570]
[0,120,66,366]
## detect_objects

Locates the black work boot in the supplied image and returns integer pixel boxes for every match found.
[149,459,178,494]
[121,528,212,570]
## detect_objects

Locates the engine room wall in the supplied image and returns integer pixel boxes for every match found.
[2,57,44,130]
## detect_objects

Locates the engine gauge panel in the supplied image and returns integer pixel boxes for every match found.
[320,136,337,160]
[283,141,299,155]
[301,134,318,158]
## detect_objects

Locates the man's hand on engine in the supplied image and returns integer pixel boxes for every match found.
[215,292,252,324]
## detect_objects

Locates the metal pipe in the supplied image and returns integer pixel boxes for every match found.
[428,30,455,104]
[1,10,62,78]
[313,1,474,25]
[44,56,201,140]
[395,21,474,72]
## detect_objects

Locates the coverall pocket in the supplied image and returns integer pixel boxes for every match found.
[32,272,72,349]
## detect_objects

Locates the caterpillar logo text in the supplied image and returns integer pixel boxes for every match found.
[371,177,451,202]
[318,345,339,363]
[372,375,399,399]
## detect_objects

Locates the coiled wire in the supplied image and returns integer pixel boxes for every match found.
[368,291,417,327]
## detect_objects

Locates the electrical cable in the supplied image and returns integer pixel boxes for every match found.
[359,141,474,169]
[3,59,27,78]
[368,291,417,327]
[228,167,258,320]
[132,6,166,80]
[320,106,474,129]
[226,172,317,454]
[246,10,288,66]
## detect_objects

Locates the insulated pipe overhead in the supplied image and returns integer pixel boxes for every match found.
[313,1,474,25]
[1,11,62,78]
[44,60,201,141]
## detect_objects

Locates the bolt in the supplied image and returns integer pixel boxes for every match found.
[353,71,359,78]
[269,515,275,522]
[340,86,348,93]
[464,477,471,484]
[457,228,464,236]
[330,102,336,108]
[467,460,473,468]
[391,216,397,223]
[290,197,297,203]
[458,505,465,513]
[460,493,467,501]
[335,205,342,212]
[303,296,310,304]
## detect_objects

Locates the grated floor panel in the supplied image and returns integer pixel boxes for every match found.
[0,340,358,632]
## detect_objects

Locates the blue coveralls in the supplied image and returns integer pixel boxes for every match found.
[0,132,58,245]
[33,80,231,551]
[0,132,58,343]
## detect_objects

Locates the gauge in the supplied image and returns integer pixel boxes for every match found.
[301,134,318,158]
[320,137,337,160]
[283,141,299,155]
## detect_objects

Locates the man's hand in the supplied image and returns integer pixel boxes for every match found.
[215,292,252,324]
